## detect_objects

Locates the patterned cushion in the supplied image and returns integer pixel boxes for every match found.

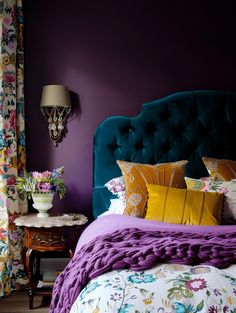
[104,176,126,205]
[202,157,236,181]
[185,177,236,225]
[116,160,188,217]
[145,184,223,226]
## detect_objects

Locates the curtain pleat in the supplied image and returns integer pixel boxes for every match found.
[0,0,27,296]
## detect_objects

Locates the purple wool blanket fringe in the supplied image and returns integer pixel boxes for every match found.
[49,215,236,313]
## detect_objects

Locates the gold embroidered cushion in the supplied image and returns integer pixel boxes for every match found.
[145,184,223,226]
[202,156,236,181]
[116,160,188,217]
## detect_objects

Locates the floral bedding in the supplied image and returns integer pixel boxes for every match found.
[70,263,236,313]
[50,215,236,313]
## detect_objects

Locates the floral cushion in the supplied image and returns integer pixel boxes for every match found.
[202,156,236,181]
[185,177,236,225]
[104,176,126,205]
[116,160,188,217]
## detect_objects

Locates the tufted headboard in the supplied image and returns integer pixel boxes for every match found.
[93,90,236,218]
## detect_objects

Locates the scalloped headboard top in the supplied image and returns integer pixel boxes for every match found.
[93,90,236,218]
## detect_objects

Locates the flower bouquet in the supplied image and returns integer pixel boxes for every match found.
[16,166,66,200]
[16,166,66,217]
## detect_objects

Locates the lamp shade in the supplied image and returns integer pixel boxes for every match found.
[40,85,71,107]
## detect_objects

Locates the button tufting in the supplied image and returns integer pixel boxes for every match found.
[120,124,133,134]
[173,124,184,134]
[108,143,119,150]
[162,141,170,150]
[135,143,144,150]
[161,109,171,120]
[144,123,157,134]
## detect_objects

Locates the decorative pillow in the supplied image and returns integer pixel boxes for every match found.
[185,177,236,225]
[145,184,223,226]
[116,160,188,217]
[105,176,126,205]
[202,156,236,181]
[185,177,211,191]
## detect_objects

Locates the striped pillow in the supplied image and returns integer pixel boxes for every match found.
[145,184,223,226]
[116,160,188,217]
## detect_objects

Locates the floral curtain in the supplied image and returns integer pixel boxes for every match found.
[0,0,27,296]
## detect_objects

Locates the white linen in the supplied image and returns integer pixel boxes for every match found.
[98,198,125,217]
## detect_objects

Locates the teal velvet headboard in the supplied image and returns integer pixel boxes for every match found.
[93,90,236,218]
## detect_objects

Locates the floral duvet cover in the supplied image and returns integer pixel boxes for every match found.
[50,215,236,313]
[70,263,236,313]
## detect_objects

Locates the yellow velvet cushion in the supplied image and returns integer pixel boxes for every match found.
[202,156,236,181]
[116,160,188,217]
[145,184,223,226]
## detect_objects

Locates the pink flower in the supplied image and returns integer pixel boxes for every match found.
[3,73,16,84]
[9,110,16,130]
[220,187,228,194]
[37,182,51,192]
[32,171,51,179]
[41,171,51,179]
[114,183,125,192]
[7,148,12,155]
[185,278,207,291]
[201,186,209,192]
[32,171,41,179]
[7,176,16,186]
[3,17,10,26]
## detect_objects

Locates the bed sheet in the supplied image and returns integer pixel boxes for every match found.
[70,263,236,313]
[50,215,236,313]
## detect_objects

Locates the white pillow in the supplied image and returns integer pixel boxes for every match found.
[98,199,125,217]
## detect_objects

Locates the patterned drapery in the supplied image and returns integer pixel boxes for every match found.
[0,0,27,296]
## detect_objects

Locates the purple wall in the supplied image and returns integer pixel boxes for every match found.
[24,0,236,219]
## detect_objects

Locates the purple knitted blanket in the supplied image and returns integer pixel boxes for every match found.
[50,216,236,313]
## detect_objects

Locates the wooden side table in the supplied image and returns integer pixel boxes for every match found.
[14,213,88,309]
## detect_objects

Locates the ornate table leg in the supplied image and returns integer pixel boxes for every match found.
[21,246,27,273]
[25,248,34,309]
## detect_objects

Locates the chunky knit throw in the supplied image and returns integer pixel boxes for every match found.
[50,223,236,313]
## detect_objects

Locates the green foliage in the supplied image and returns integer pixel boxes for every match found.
[167,285,193,300]
[195,300,204,313]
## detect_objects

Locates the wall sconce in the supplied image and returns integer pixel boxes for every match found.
[40,85,71,145]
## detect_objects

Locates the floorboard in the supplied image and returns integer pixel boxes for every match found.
[0,290,50,313]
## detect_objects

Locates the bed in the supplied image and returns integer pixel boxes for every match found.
[50,90,236,313]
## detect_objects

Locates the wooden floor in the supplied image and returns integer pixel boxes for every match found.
[0,290,50,313]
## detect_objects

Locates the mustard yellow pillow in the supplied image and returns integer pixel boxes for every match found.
[202,156,236,181]
[116,160,188,217]
[145,184,223,226]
